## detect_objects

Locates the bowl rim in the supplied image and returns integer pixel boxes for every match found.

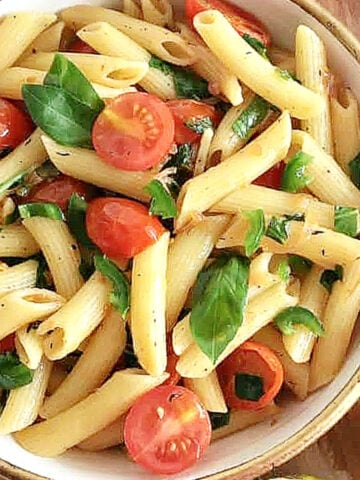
[1,1,360,479]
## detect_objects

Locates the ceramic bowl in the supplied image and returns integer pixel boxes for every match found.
[0,1,359,479]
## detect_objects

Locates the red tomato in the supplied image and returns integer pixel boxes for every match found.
[0,334,15,353]
[185,0,271,46]
[124,385,211,474]
[167,100,221,145]
[23,175,92,212]
[68,38,98,54]
[0,98,34,151]
[217,341,284,410]
[86,197,165,259]
[92,92,175,171]
[253,162,285,190]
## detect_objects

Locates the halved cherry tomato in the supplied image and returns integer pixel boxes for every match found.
[185,0,271,47]
[68,37,98,54]
[22,175,92,212]
[253,162,285,190]
[167,99,221,145]
[0,98,34,151]
[0,334,15,353]
[124,385,211,474]
[217,340,284,410]
[92,92,175,171]
[86,197,165,259]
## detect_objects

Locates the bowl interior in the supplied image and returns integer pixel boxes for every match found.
[0,1,359,479]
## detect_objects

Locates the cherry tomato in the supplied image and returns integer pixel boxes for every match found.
[253,162,285,190]
[23,175,92,212]
[86,197,165,259]
[92,92,175,171]
[124,385,211,474]
[68,37,98,54]
[0,98,34,152]
[167,100,221,145]
[217,341,284,410]
[185,0,271,47]
[0,334,15,353]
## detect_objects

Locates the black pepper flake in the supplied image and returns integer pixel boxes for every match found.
[321,249,326,256]
[56,152,70,157]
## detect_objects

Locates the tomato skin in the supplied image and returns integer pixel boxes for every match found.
[185,0,271,47]
[0,98,34,151]
[253,161,285,190]
[0,334,15,353]
[86,197,165,259]
[92,92,175,171]
[23,175,92,212]
[217,340,284,410]
[124,385,211,474]
[68,38,98,54]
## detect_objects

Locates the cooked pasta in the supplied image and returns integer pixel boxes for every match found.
[0,259,38,297]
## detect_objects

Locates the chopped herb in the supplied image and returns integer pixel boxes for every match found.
[0,170,30,197]
[281,151,313,193]
[243,209,265,257]
[349,153,360,189]
[163,143,194,191]
[232,96,270,140]
[35,255,52,289]
[18,202,64,221]
[334,206,359,237]
[288,255,313,277]
[4,208,19,225]
[185,116,213,134]
[277,259,291,283]
[144,180,177,219]
[235,373,264,401]
[243,34,269,60]
[274,306,325,336]
[209,411,230,430]
[68,193,95,248]
[284,212,305,222]
[320,265,343,292]
[266,216,290,244]
[149,55,173,75]
[0,352,33,389]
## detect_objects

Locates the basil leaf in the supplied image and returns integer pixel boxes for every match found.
[235,373,264,401]
[274,306,325,336]
[232,96,270,140]
[349,152,360,188]
[243,209,265,257]
[79,256,95,281]
[277,259,291,283]
[334,206,359,237]
[281,151,313,193]
[149,55,173,75]
[266,216,290,244]
[284,212,305,222]
[185,117,213,134]
[190,255,249,364]
[288,255,313,277]
[320,265,343,292]
[0,352,33,389]
[163,143,194,190]
[243,34,269,60]
[209,411,230,430]
[276,67,301,83]
[94,254,130,318]
[68,194,95,248]
[144,180,177,219]
[36,255,51,289]
[19,202,64,220]
[0,170,30,197]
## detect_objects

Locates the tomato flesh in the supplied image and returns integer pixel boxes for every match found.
[0,98,34,152]
[185,0,271,47]
[92,92,175,171]
[253,161,285,190]
[68,38,98,54]
[0,334,15,353]
[217,340,284,410]
[86,197,165,259]
[124,385,211,474]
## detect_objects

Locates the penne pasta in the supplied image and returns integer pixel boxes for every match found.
[18,21,65,63]
[123,0,142,19]
[193,128,214,176]
[0,225,39,258]
[183,371,227,413]
[0,259,38,297]
[77,415,125,451]
[172,313,193,357]
[140,0,174,27]
[15,325,44,370]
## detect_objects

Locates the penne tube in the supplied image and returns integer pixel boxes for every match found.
[193,10,323,119]
[296,25,333,154]
[0,358,52,435]
[22,217,83,300]
[14,369,168,457]
[15,325,44,370]
[123,0,142,19]
[0,197,16,224]
[17,21,65,63]
[193,128,214,176]
[131,232,169,376]
[176,111,292,231]
[37,272,111,361]
[0,288,65,341]
[0,259,38,297]
[282,265,328,364]
[61,6,196,66]
[176,281,299,378]
[40,310,126,419]
[172,313,192,356]
[46,363,67,396]
[20,52,148,89]
[140,0,174,27]
[0,225,39,258]
[41,136,153,203]
[183,371,227,413]
[77,415,125,451]
[166,215,230,331]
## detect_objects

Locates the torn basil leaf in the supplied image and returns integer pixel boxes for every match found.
[243,209,265,257]
[281,150,313,193]
[163,143,194,191]
[144,180,177,219]
[19,202,64,220]
[320,265,343,293]
[349,153,360,189]
[277,259,291,283]
[68,193,95,248]
[235,373,264,401]
[232,96,270,140]
[274,306,325,336]
[288,255,313,277]
[266,216,290,244]
[209,411,230,430]
[243,34,269,60]
[185,117,213,134]
[334,206,359,238]
[0,353,33,390]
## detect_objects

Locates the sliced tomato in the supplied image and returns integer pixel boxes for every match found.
[253,161,285,190]
[92,92,175,171]
[22,175,92,212]
[86,197,165,259]
[68,37,98,54]
[185,0,271,46]
[0,98,34,152]
[124,385,211,474]
[217,340,284,410]
[0,334,15,353]
[167,99,221,145]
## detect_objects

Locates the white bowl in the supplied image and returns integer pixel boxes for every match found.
[0,1,359,479]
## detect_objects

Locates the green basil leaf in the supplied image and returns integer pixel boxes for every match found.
[243,209,265,257]
[4,208,19,225]
[243,34,269,60]
[266,216,290,244]
[190,255,249,364]
[0,170,30,197]
[232,96,270,140]
[68,193,95,248]
[284,212,305,222]
[349,152,360,188]
[277,259,291,283]
[79,256,95,281]
[288,255,313,277]
[276,67,301,83]
[144,179,177,219]
[19,202,64,220]
[209,411,230,430]
[94,254,130,318]
[149,55,173,75]
[185,116,213,134]
[0,352,33,389]
[320,265,343,292]
[235,373,264,401]
[36,255,52,289]
[281,150,313,193]
[274,306,325,336]
[334,206,359,237]
[163,143,194,191]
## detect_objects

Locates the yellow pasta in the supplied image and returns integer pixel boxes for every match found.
[15,325,44,370]
[140,0,174,27]
[78,416,125,451]
[18,21,65,63]
[183,371,227,413]
[123,0,142,19]
[0,259,38,297]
